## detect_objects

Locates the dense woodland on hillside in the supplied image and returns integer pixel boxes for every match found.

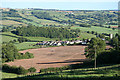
[12,25,78,39]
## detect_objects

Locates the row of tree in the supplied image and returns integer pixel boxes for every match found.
[3,64,36,74]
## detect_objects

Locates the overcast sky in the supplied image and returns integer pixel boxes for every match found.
[1,0,119,10]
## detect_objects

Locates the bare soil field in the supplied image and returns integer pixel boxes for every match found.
[5,46,86,72]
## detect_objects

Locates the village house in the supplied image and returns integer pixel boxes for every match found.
[35,39,90,47]
[75,40,83,44]
[57,42,62,46]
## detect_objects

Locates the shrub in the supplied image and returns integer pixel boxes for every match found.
[28,67,36,72]
[2,64,28,75]
[97,50,120,64]
[17,66,28,74]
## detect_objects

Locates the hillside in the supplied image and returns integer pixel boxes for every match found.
[0,8,118,28]
[1,8,119,80]
[2,64,120,80]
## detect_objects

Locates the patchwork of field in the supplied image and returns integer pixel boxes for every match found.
[5,46,86,72]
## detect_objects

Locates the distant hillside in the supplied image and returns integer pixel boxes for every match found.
[0,8,118,28]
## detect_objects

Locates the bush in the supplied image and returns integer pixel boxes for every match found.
[17,66,28,74]
[40,66,69,73]
[23,52,34,59]
[18,37,30,43]
[28,67,36,72]
[2,64,28,75]
[2,58,8,63]
[97,50,120,64]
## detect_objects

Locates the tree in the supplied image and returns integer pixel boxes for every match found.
[18,37,29,43]
[10,9,18,12]
[59,34,63,40]
[110,36,119,50]
[112,28,115,30]
[97,50,120,64]
[2,43,34,62]
[24,52,34,59]
[2,27,8,32]
[86,37,106,59]
[2,64,29,74]
[91,31,95,34]
[2,43,18,62]
[12,26,78,39]
[99,34,105,38]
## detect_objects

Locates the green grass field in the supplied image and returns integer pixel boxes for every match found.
[71,26,118,34]
[1,32,56,42]
[2,64,120,80]
[0,32,18,42]
[14,42,38,50]
[2,72,18,79]
[76,33,96,40]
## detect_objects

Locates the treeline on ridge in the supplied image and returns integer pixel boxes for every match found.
[12,25,78,39]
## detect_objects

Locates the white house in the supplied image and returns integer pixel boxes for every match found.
[81,42,87,45]
[57,42,62,46]
[66,41,70,44]
[75,40,82,44]
[69,41,74,45]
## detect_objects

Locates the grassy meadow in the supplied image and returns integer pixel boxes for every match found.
[71,26,118,35]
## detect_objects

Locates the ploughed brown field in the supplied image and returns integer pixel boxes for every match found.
[5,46,87,72]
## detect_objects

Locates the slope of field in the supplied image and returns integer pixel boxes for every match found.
[1,32,96,42]
[14,42,38,50]
[0,20,24,25]
[2,72,18,79]
[0,32,18,42]
[5,46,86,72]
[2,64,120,80]
[1,32,55,42]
